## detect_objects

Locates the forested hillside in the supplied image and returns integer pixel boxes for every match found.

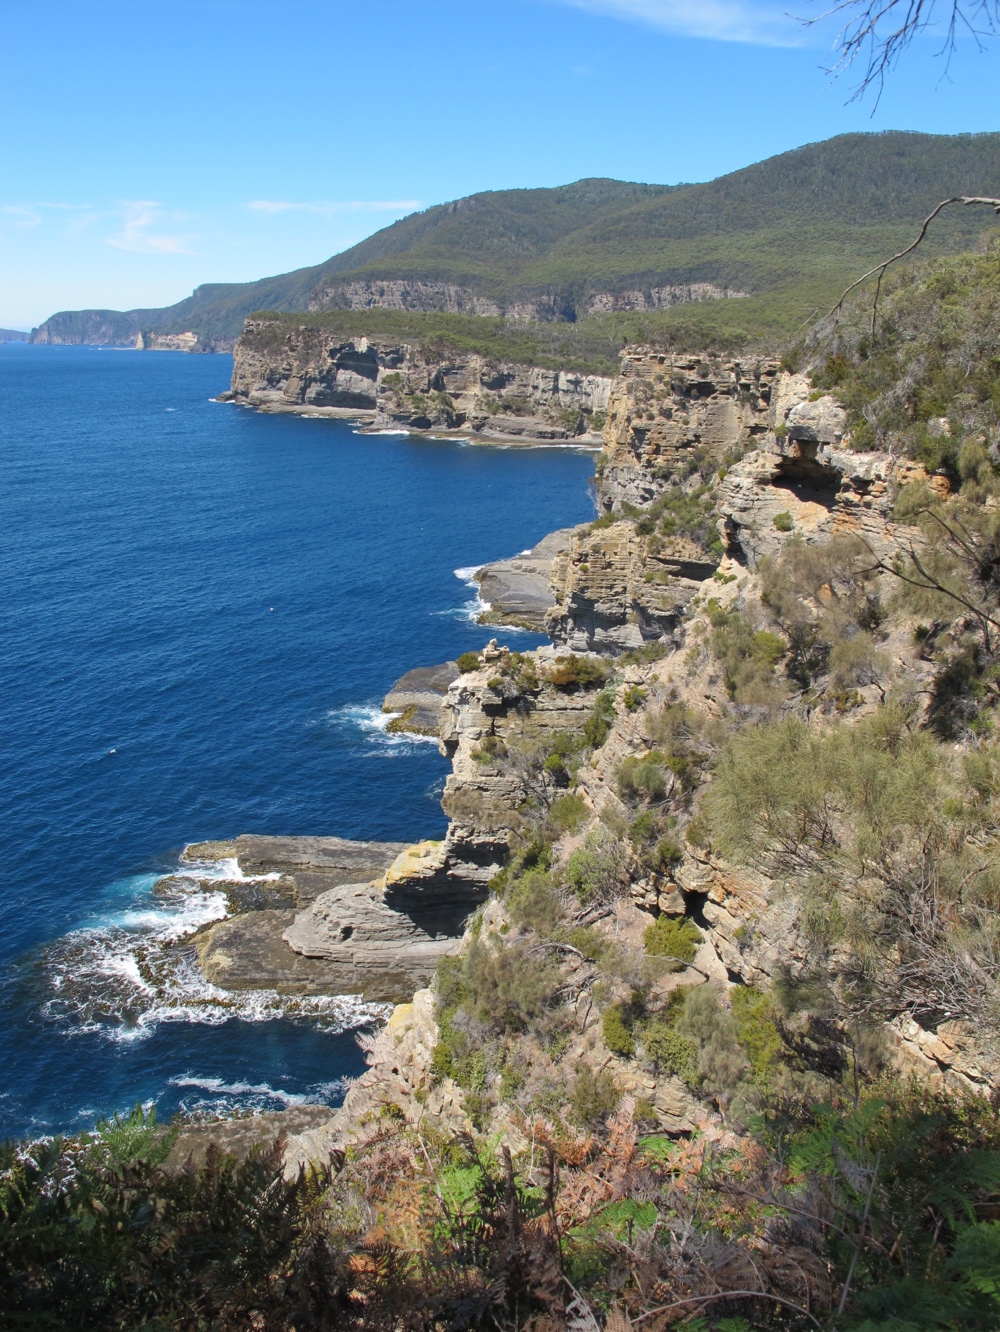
[31,131,1000,350]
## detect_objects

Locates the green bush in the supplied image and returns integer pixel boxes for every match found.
[731,985,783,1085]
[622,685,647,712]
[569,1066,620,1130]
[463,938,559,1033]
[708,604,787,703]
[641,1019,698,1082]
[565,825,626,904]
[633,482,722,558]
[772,510,794,532]
[644,915,701,967]
[549,792,588,834]
[584,690,616,748]
[617,753,667,802]
[602,1004,636,1057]
[650,835,683,872]
[506,869,565,937]
[549,655,610,689]
[457,651,481,672]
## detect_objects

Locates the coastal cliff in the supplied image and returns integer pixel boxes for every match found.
[226,317,611,443]
[157,280,1000,1177]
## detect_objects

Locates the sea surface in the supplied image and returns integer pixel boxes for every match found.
[0,344,596,1138]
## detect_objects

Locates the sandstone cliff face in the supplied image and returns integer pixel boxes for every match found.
[228,323,394,412]
[596,349,779,513]
[543,354,946,651]
[546,521,716,651]
[374,347,609,442]
[228,319,611,442]
[306,279,745,324]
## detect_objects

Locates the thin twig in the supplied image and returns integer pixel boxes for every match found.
[838,1151,882,1315]
[631,1289,824,1329]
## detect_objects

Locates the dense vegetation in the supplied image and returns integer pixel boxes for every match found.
[4,1091,1000,1330]
[33,131,1000,348]
[805,242,1000,463]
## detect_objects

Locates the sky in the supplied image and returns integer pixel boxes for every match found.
[1,0,997,330]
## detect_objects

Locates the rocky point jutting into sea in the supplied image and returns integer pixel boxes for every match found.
[159,325,1000,1173]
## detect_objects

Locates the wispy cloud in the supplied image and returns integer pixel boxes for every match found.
[245,199,422,216]
[2,205,43,228]
[107,201,194,254]
[549,0,803,45]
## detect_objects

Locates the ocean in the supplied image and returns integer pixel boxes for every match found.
[0,343,596,1139]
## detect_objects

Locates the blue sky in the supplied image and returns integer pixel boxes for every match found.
[1,0,997,330]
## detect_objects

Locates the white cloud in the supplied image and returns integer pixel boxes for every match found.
[107,202,194,255]
[549,0,803,45]
[245,199,422,216]
[1,205,43,228]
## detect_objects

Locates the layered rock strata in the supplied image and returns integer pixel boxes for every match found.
[596,349,779,512]
[546,521,717,652]
[306,279,745,324]
[192,835,476,1001]
[227,321,611,443]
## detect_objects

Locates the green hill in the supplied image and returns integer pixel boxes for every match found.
[31,131,1000,351]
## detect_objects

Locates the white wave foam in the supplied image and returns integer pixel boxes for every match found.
[169,1075,308,1107]
[41,870,390,1042]
[326,702,439,750]
[428,564,490,625]
[363,429,411,436]
[173,854,281,884]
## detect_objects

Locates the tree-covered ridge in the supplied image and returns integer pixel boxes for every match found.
[32,131,1000,348]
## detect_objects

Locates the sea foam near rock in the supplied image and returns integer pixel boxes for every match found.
[40,863,389,1042]
[325,702,440,751]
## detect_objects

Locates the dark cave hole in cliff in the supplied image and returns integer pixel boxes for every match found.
[682,889,710,929]
[771,473,840,510]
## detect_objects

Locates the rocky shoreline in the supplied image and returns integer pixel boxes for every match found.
[150,344,998,1170]
[222,320,611,446]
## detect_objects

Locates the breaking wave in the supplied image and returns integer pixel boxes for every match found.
[167,1074,350,1116]
[325,702,439,751]
[40,866,389,1044]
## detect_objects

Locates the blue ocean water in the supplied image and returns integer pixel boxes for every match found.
[0,344,596,1138]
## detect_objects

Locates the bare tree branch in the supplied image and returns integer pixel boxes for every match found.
[823,195,1000,338]
[801,0,1000,103]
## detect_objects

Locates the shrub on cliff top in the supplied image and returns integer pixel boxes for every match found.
[457,650,481,672]
[808,246,1000,456]
[548,791,588,835]
[584,689,616,749]
[602,1004,636,1058]
[569,1066,620,1130]
[549,654,609,689]
[644,915,701,968]
[566,825,627,904]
